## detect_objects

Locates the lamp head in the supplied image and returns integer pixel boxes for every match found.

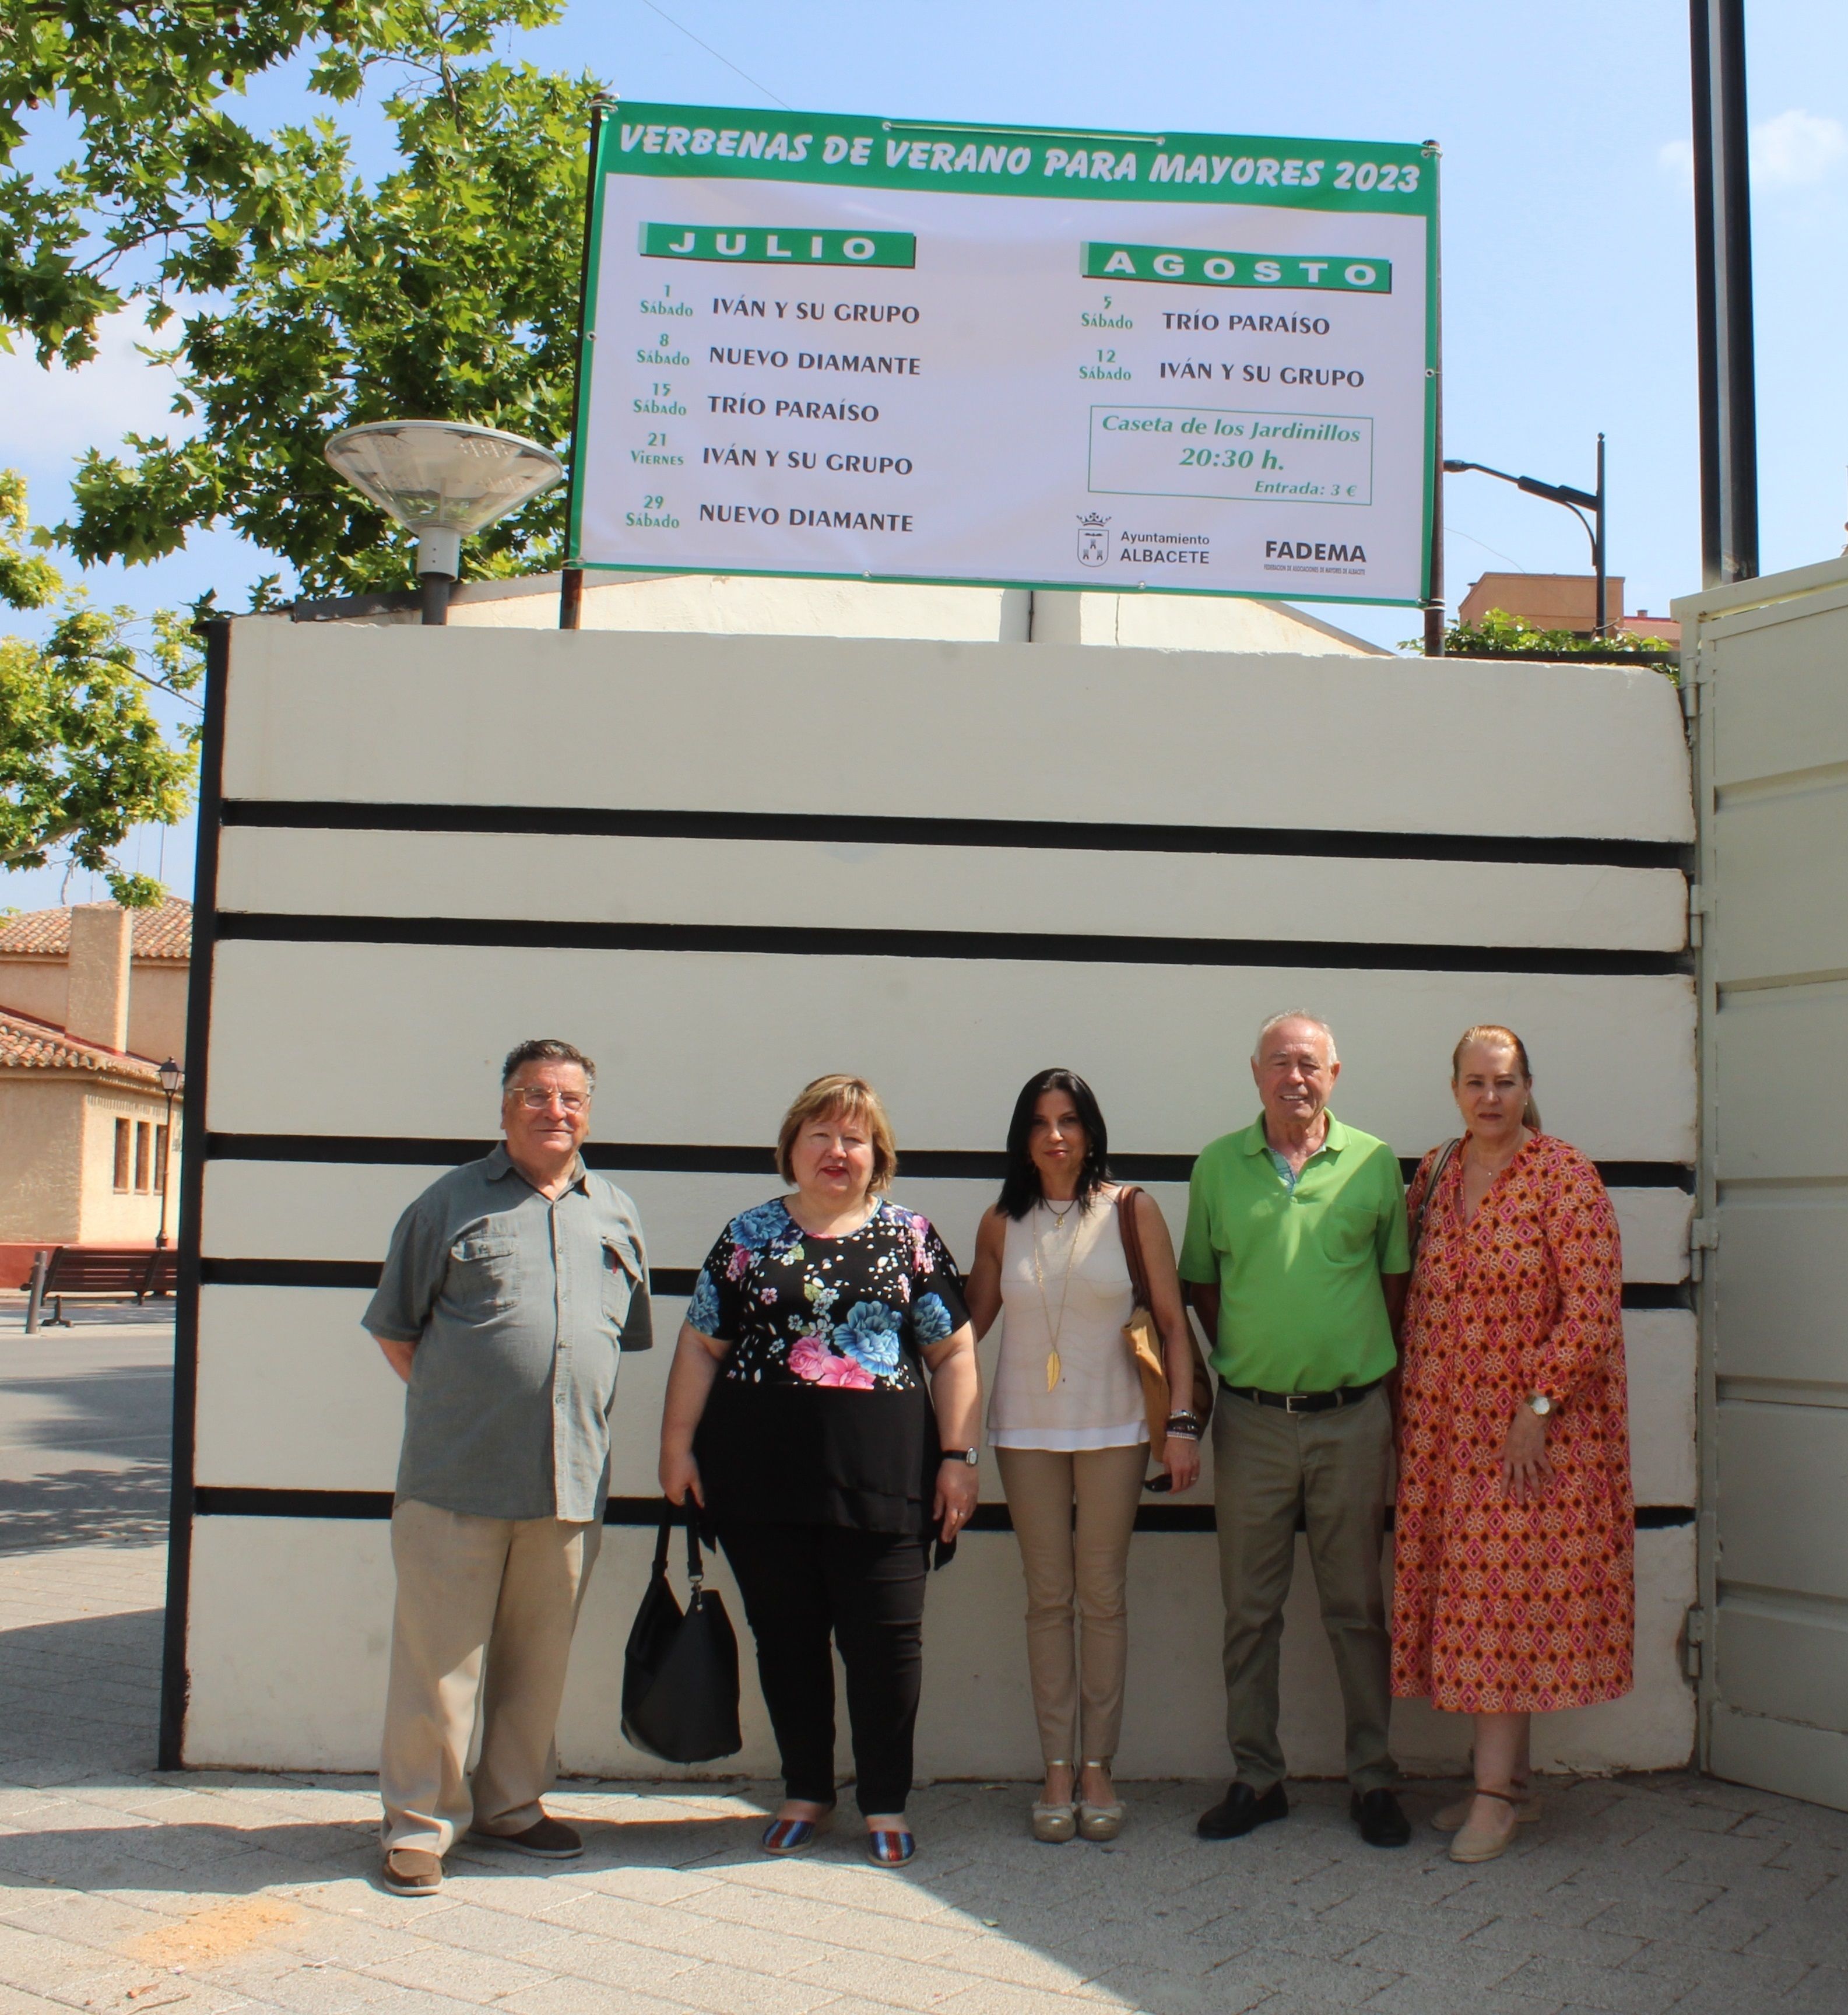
[158,1058,184,1096]
[324,420,565,578]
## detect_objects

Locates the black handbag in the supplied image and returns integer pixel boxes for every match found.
[621,1504,743,1765]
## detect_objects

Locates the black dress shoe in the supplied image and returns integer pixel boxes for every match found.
[1197,1781,1289,1839]
[1351,1788,1411,1847]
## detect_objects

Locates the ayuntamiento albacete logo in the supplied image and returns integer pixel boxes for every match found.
[1077,512,1110,566]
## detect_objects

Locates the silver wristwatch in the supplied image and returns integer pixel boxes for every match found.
[940,1447,979,1465]
[1524,1392,1552,1419]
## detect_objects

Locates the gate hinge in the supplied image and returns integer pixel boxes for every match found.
[1681,1605,1706,1681]
[1688,884,1714,947]
[1690,1216,1720,1280]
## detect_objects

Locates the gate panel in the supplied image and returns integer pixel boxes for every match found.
[1684,557,1848,1809]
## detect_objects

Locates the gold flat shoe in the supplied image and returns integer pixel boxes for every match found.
[1449,1788,1522,1863]
[1434,1785,1541,1832]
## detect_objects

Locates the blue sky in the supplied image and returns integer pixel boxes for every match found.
[5,0,1846,910]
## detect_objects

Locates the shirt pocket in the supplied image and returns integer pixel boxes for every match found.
[600,1236,642,1326]
[447,1233,519,1319]
[1318,1199,1380,1265]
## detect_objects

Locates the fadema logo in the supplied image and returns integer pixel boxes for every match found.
[1077,511,1111,567]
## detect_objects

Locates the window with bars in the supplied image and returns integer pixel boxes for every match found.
[155,1126,169,1193]
[114,1119,131,1191]
[134,1121,152,1192]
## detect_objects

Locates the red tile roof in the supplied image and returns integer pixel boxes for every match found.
[0,898,191,961]
[0,1007,167,1084]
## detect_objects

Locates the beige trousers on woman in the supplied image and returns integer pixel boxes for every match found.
[996,1443,1147,1765]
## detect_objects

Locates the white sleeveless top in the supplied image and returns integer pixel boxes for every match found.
[987,1196,1148,1450]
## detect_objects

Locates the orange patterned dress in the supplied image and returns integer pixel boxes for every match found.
[1391,1132,1633,1714]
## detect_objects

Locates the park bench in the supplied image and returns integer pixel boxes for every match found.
[17,1247,177,1331]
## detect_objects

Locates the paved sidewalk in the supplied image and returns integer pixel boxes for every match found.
[2,1326,1846,2014]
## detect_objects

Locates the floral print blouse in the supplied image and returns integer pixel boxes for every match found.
[688,1198,969,1532]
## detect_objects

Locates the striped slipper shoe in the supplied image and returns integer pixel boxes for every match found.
[761,1808,833,1855]
[866,1827,916,1867]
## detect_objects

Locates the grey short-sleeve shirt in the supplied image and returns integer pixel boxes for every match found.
[363,1145,652,1523]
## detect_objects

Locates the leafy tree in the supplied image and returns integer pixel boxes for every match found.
[1,473,201,905]
[1410,607,1680,671]
[3,1,593,596]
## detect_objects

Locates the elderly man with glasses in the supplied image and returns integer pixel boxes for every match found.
[1180,1012,1411,1850]
[363,1038,651,1896]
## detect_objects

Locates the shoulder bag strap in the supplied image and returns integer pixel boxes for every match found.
[682,1500,705,1589]
[1409,1137,1462,1258]
[652,1506,674,1578]
[1116,1185,1153,1305]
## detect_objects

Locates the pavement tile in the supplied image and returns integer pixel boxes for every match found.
[1775,1963,1848,2010]
[1492,1956,1681,2013]
[1460,1914,1646,1967]
[501,1926,698,1995]
[356,1945,561,2002]
[932,1982,1143,2015]
[788,1945,1009,2010]
[494,1978,705,2015]
[1621,1942,1812,2003]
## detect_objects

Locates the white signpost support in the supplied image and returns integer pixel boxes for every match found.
[571,104,1438,609]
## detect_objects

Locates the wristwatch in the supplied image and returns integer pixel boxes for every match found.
[1524,1392,1553,1419]
[939,1447,979,1465]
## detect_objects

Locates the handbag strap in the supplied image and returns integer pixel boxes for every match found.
[683,1503,705,1590]
[1408,1138,1462,1258]
[1115,1186,1153,1306]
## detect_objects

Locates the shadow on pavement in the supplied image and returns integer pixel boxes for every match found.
[0,1464,171,1552]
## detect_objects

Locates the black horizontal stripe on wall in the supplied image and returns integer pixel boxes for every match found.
[200,1256,699,1297]
[222,799,1691,874]
[197,1254,1688,1310]
[190,1487,1695,1532]
[215,910,1690,978]
[202,1133,1698,1192]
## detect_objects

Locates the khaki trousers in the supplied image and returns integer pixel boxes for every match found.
[1212,1386,1396,1794]
[380,1499,602,1853]
[996,1443,1147,1764]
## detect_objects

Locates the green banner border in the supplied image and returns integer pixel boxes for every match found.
[568,103,1441,610]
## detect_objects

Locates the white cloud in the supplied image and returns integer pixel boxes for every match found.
[1659,110,1847,190]
[1752,108,1848,188]
[0,311,194,479]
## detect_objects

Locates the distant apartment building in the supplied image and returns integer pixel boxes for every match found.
[1459,572,1681,645]
[0,901,188,1275]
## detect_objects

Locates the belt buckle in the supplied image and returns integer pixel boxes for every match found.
[1285,1392,1311,1415]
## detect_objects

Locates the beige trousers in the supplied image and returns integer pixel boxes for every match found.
[380,1499,602,1853]
[1212,1386,1397,1794]
[996,1443,1147,1765]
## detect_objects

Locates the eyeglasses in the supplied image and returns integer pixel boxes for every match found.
[508,1087,591,1112]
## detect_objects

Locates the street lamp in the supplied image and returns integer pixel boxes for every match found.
[1443,434,1608,637]
[155,1056,183,1251]
[324,421,565,626]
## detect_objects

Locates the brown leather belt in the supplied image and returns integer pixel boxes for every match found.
[1220,1374,1386,1416]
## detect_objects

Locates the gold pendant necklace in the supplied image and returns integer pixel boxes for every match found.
[1032,1202,1081,1392]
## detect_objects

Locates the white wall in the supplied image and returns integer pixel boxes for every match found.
[179,618,1698,1778]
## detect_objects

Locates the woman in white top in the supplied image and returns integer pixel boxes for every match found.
[965,1069,1200,1842]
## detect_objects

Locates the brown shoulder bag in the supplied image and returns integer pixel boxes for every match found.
[1115,1186,1214,1469]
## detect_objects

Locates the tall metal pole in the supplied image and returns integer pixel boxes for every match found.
[1594,433,1608,636]
[560,98,611,630]
[1422,140,1445,656]
[1689,0,1759,585]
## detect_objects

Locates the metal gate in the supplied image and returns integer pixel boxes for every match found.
[1685,554,1848,1809]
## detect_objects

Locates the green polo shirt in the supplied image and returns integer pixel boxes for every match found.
[1178,1113,1408,1393]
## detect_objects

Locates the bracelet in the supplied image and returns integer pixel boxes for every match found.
[1165,1413,1203,1438]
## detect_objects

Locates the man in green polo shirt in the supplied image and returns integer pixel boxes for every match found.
[1179,1010,1411,1849]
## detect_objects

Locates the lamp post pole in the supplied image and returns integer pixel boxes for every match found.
[156,1058,183,1249]
[1443,443,1608,635]
[1689,0,1758,585]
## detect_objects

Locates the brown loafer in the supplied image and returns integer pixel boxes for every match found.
[381,1847,442,1895]
[469,1815,583,1859]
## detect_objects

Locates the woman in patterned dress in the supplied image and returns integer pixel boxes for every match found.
[1392,1026,1632,1863]
[658,1075,980,1868]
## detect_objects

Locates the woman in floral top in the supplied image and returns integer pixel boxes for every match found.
[658,1075,979,1868]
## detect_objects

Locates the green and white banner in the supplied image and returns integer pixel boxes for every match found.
[571,103,1438,606]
